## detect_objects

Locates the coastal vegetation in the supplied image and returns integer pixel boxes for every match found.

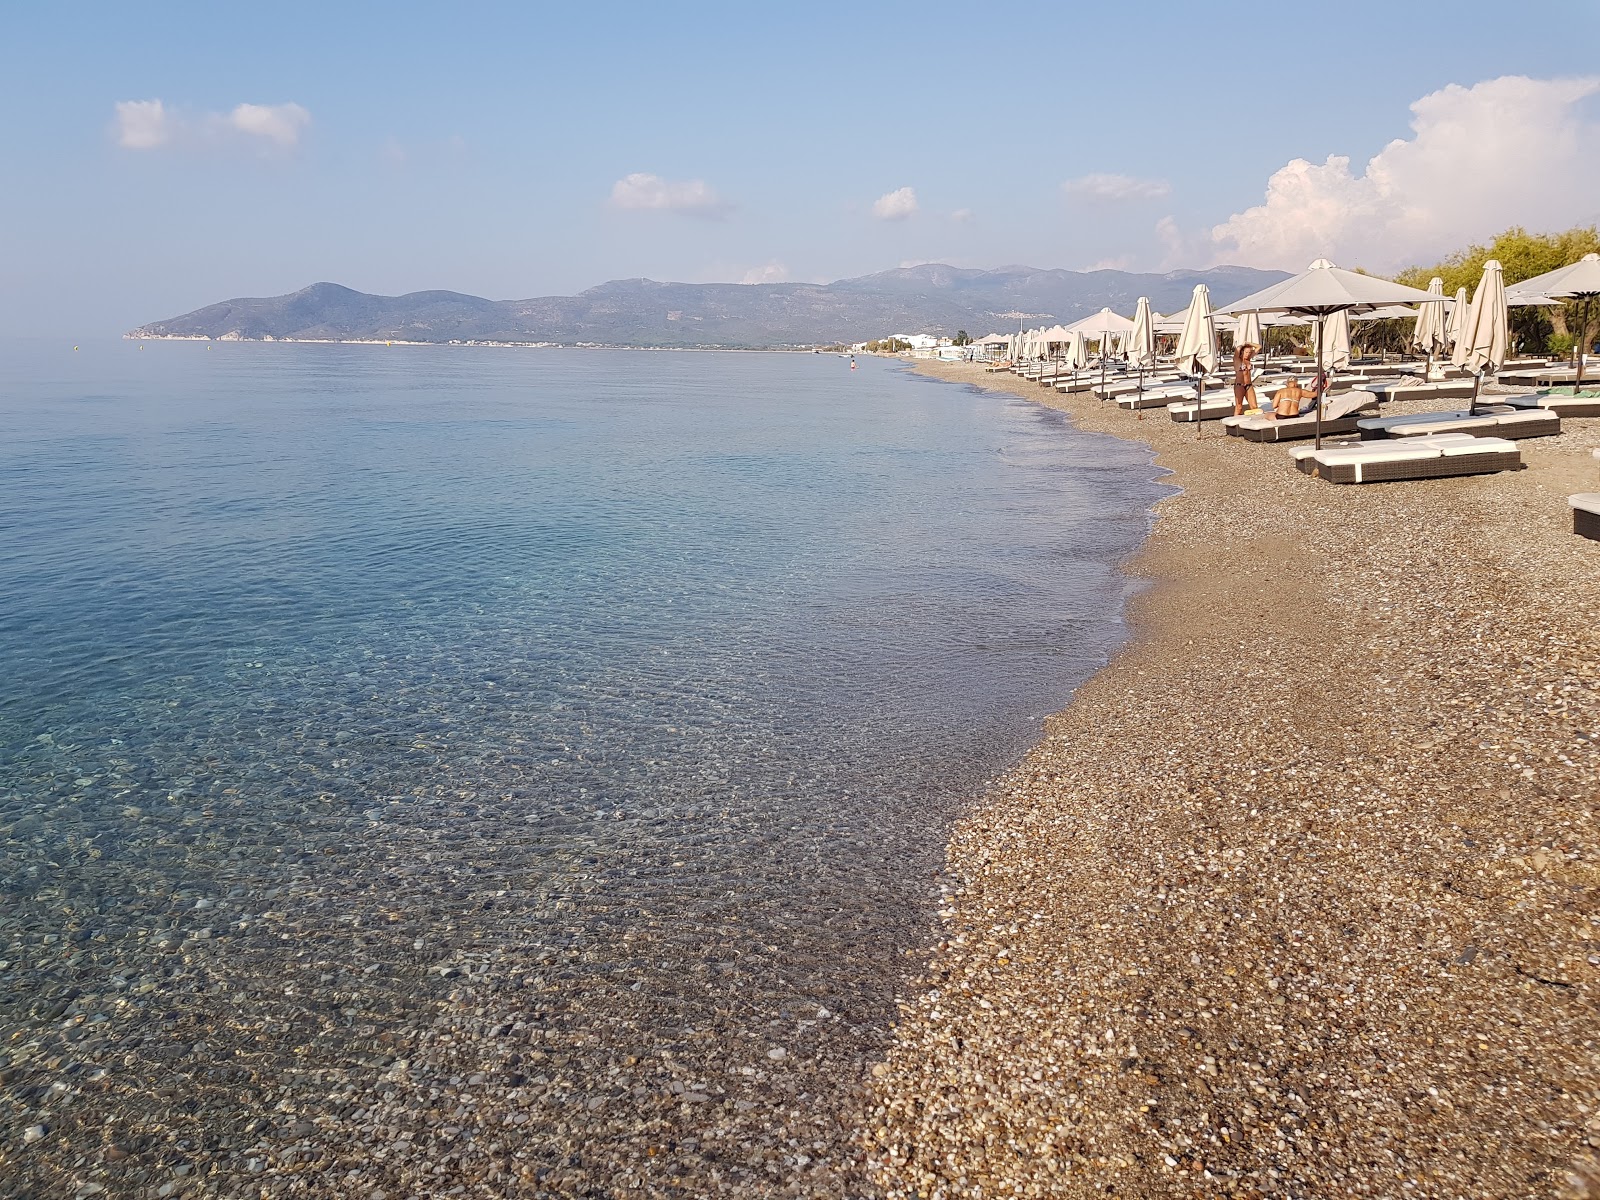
[1397,224,1600,355]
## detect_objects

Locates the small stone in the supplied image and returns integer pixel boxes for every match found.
[768,1047,787,1060]
[23,1124,47,1145]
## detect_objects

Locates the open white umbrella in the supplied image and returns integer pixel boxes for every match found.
[1174,284,1218,438]
[1219,258,1438,447]
[1451,259,1508,413]
[1064,308,1136,399]
[1506,251,1600,390]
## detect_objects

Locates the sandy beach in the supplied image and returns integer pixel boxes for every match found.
[869,361,1599,1198]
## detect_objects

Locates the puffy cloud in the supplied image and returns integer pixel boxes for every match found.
[1064,173,1171,201]
[114,99,172,149]
[872,186,918,221]
[951,207,975,222]
[610,172,730,217]
[226,102,310,148]
[739,261,789,284]
[113,98,310,152]
[1211,75,1600,271]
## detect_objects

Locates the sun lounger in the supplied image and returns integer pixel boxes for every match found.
[1093,375,1183,399]
[1166,393,1240,423]
[1353,379,1477,404]
[1221,390,1381,442]
[1290,433,1520,484]
[1571,493,1600,540]
[1357,408,1560,440]
[1500,391,1600,418]
[1498,368,1590,388]
[1115,382,1203,410]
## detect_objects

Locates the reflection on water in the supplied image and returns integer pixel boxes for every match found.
[0,343,1167,1195]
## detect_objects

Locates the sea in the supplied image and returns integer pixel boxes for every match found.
[0,341,1169,1194]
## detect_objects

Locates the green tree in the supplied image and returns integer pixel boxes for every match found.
[952,330,971,346]
[1396,224,1600,358]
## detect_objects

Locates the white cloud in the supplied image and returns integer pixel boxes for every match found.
[1081,256,1131,272]
[610,172,730,217]
[115,99,172,149]
[1064,173,1171,201]
[951,207,974,222]
[1211,75,1600,271]
[113,98,310,152]
[872,186,918,221]
[226,102,310,148]
[739,261,789,284]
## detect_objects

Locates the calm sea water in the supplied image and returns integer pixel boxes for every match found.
[0,342,1167,1192]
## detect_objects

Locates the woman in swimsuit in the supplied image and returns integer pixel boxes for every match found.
[1232,342,1258,415]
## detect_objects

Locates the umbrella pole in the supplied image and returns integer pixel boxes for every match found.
[1579,297,1590,393]
[1195,375,1204,440]
[1470,371,1482,417]
[1314,315,1325,450]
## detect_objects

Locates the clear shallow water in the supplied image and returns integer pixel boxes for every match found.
[0,342,1167,1194]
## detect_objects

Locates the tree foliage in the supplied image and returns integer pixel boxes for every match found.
[1395,225,1600,357]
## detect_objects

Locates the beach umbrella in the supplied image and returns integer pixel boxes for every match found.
[1174,284,1217,438]
[1219,258,1438,448]
[1411,278,1449,377]
[1447,287,1469,353]
[1064,308,1136,399]
[1234,309,1263,352]
[1451,259,1508,414]
[1318,308,1351,372]
[1506,251,1600,390]
[1126,297,1156,368]
[1125,297,1157,404]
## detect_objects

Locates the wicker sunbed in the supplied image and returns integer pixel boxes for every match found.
[1502,392,1600,418]
[1358,409,1560,440]
[1292,434,1520,484]
[1223,391,1380,442]
[1572,493,1600,541]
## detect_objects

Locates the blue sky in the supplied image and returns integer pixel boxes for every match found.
[4,0,1600,335]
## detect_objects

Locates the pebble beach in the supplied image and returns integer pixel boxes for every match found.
[869,361,1600,1198]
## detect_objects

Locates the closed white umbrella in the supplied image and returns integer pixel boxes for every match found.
[1447,287,1469,353]
[1126,297,1156,369]
[1125,296,1157,409]
[1452,259,1508,413]
[1234,309,1263,353]
[1507,251,1600,390]
[1318,308,1351,372]
[1174,284,1218,438]
[1219,258,1438,447]
[1412,277,1449,364]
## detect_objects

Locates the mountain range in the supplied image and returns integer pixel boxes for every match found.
[128,264,1288,349]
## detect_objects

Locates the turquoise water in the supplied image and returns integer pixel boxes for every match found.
[0,342,1167,1192]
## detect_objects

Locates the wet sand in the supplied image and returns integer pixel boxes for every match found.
[871,361,1600,1198]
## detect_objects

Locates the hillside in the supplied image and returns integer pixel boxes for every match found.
[129,265,1287,348]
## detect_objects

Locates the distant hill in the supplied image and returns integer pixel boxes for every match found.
[128,265,1288,349]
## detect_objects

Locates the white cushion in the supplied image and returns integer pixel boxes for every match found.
[1570,492,1600,514]
[1317,445,1442,466]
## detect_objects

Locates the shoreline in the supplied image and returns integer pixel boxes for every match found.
[119,334,830,353]
[870,361,1600,1197]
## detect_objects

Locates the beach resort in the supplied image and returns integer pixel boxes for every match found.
[865,252,1600,1197]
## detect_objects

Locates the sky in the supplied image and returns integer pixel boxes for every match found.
[4,0,1600,336]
